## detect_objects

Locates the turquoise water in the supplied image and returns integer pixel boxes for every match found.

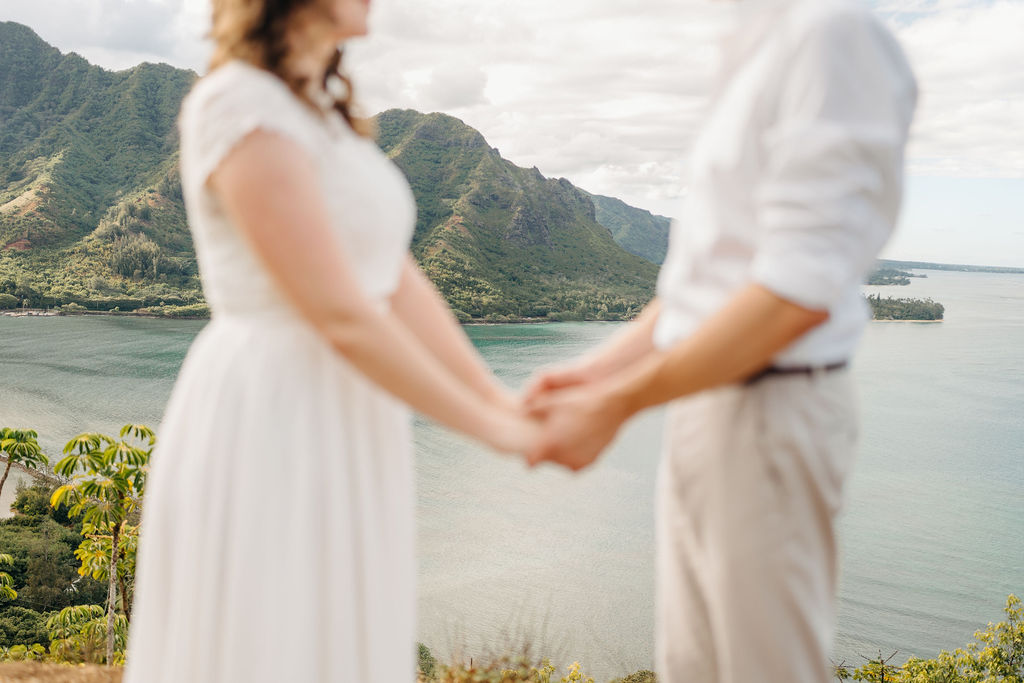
[1,270,1021,680]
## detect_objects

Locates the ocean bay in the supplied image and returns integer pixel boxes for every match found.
[1,270,1021,680]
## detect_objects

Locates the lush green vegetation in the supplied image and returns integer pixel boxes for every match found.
[0,482,109,652]
[835,595,1023,682]
[587,193,670,265]
[376,110,658,320]
[866,268,925,286]
[414,650,601,682]
[1,24,663,321]
[0,423,150,665]
[866,294,945,320]
[49,426,152,664]
[610,673,656,683]
[0,22,201,316]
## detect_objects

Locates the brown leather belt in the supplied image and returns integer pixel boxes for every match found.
[744,361,848,385]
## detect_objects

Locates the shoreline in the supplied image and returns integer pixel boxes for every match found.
[4,309,945,324]
[2,309,636,324]
[0,309,207,320]
[871,318,943,323]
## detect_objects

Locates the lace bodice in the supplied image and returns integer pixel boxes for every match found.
[178,61,416,318]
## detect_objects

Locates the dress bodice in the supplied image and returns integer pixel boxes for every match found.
[178,61,416,319]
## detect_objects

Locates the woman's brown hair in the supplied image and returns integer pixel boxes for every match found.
[208,0,373,137]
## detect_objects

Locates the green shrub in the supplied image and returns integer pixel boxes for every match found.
[610,672,656,683]
[11,484,71,525]
[418,642,437,679]
[0,607,48,648]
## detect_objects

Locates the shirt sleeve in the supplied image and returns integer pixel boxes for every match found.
[750,4,917,310]
[179,65,319,190]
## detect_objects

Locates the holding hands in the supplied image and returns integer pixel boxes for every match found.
[517,360,630,472]
[474,302,665,470]
[472,360,626,472]
[494,301,666,470]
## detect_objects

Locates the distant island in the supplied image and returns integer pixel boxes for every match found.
[865,293,944,321]
[878,259,1024,274]
[864,267,943,321]
[865,267,927,286]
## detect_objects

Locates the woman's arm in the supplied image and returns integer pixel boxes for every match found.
[390,257,517,410]
[211,130,536,453]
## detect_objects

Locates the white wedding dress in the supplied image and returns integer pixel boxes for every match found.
[124,61,417,683]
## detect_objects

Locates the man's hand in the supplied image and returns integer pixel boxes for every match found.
[524,386,628,471]
[522,361,596,406]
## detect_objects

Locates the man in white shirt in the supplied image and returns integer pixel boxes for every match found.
[523,0,917,681]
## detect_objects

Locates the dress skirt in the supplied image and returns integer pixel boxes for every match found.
[124,313,416,683]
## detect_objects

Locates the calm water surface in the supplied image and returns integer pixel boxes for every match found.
[1,270,1021,680]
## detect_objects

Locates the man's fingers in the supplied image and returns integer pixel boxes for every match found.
[526,440,554,467]
[524,393,554,417]
[523,367,585,403]
[522,372,562,403]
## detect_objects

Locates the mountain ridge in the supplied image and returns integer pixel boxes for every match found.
[0,22,667,319]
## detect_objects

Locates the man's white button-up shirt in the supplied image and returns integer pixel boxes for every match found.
[653,0,918,367]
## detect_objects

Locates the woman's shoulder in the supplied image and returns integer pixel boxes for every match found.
[180,60,307,131]
[177,60,324,187]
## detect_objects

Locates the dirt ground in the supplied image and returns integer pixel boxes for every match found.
[0,663,121,682]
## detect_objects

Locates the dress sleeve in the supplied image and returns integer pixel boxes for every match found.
[750,5,917,310]
[179,65,319,189]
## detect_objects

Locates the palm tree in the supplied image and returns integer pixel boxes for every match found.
[51,424,153,666]
[0,428,48,503]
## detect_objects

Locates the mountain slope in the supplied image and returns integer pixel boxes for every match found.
[588,193,671,264]
[0,23,662,319]
[0,22,200,311]
[377,110,658,318]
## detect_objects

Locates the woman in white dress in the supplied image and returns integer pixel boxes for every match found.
[123,0,537,681]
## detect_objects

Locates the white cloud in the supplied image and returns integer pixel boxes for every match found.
[882,0,1024,179]
[346,0,731,214]
[2,0,1022,233]
[2,0,208,72]
[416,62,489,111]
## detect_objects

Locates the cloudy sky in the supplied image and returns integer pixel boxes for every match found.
[3,0,1023,267]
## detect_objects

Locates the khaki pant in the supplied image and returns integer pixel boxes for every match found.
[655,370,858,683]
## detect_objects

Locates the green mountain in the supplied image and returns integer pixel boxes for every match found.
[0,22,662,319]
[376,109,658,319]
[0,21,200,312]
[587,193,671,264]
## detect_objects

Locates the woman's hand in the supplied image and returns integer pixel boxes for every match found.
[525,385,628,471]
[481,404,544,457]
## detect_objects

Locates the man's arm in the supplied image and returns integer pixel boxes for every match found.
[522,298,662,401]
[526,284,826,469]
